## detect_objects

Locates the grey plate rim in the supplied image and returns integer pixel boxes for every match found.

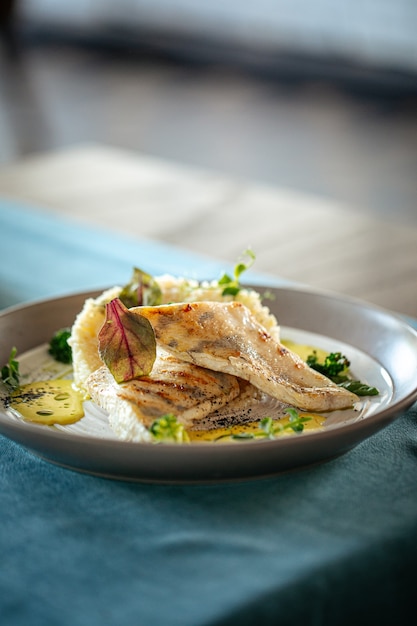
[0,284,416,483]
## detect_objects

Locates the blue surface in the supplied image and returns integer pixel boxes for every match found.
[1,198,417,626]
[0,200,282,310]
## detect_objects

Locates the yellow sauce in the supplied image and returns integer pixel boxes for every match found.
[188,412,325,442]
[189,339,329,442]
[281,339,328,364]
[9,340,329,438]
[10,379,84,425]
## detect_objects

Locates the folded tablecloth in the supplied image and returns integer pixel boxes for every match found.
[1,199,417,626]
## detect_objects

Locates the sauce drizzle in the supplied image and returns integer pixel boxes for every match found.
[11,379,84,425]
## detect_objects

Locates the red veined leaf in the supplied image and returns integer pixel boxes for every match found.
[98,298,156,383]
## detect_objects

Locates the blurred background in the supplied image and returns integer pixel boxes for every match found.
[1,0,416,226]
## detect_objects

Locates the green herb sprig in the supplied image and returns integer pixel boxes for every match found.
[338,380,379,396]
[306,350,379,396]
[1,347,20,390]
[306,351,350,378]
[48,328,73,364]
[229,408,311,441]
[150,414,190,443]
[218,248,256,296]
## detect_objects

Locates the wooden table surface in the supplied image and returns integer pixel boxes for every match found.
[0,143,416,317]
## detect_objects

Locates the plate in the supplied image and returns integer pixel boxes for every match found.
[1,286,417,483]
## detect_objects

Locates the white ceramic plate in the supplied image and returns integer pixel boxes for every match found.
[0,286,416,483]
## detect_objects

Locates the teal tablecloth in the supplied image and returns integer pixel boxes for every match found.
[1,200,417,626]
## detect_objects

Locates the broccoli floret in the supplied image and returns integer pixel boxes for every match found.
[306,351,350,379]
[48,328,72,364]
[306,350,379,396]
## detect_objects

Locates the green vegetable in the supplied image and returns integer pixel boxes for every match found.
[306,350,379,396]
[306,351,350,378]
[1,347,20,390]
[218,248,256,296]
[231,408,311,441]
[48,328,73,364]
[150,414,190,443]
[338,380,379,396]
[119,267,162,308]
[98,298,157,383]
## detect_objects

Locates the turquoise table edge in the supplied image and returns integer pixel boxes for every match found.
[0,198,290,310]
[1,198,415,330]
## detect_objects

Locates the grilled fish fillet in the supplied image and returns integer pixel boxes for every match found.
[189,379,276,431]
[134,301,358,412]
[69,281,280,390]
[86,350,241,441]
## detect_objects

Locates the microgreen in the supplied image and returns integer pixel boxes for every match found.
[150,414,190,443]
[98,298,157,383]
[119,267,162,308]
[1,347,20,390]
[218,248,256,296]
[231,408,311,441]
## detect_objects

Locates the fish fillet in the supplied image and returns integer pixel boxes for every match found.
[86,350,241,441]
[134,301,358,412]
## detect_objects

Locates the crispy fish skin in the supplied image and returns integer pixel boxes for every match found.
[86,350,241,440]
[134,301,358,412]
